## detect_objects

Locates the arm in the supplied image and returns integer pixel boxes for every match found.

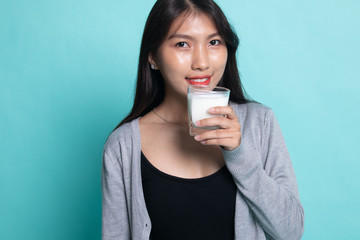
[101,150,131,240]
[222,109,304,240]
[195,107,304,239]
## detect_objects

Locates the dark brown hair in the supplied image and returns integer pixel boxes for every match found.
[115,0,251,129]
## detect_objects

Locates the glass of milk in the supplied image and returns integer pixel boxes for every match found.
[187,85,230,136]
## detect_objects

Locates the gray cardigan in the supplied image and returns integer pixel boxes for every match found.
[102,102,304,240]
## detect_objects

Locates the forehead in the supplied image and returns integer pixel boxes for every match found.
[166,11,218,37]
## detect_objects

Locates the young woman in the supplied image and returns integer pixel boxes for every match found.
[102,0,304,239]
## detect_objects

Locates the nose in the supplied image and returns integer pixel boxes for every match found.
[191,45,209,71]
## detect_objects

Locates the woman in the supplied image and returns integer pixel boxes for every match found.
[102,0,304,239]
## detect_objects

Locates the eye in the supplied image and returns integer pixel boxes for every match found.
[209,40,221,46]
[175,42,189,48]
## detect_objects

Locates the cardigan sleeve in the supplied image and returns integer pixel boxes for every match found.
[102,149,131,240]
[222,109,304,240]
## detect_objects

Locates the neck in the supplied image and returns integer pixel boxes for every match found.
[155,93,188,124]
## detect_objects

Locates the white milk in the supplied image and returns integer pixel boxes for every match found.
[188,92,229,125]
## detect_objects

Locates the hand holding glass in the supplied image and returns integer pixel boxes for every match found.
[187,85,230,136]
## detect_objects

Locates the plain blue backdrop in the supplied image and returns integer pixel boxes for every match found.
[1,0,359,239]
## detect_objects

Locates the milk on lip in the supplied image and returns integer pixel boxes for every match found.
[188,91,229,128]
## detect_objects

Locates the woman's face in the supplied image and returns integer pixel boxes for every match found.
[149,11,228,98]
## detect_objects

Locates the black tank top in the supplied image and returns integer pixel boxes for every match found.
[141,152,237,240]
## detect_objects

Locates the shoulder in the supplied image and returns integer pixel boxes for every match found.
[229,102,284,165]
[103,119,140,154]
[230,101,274,127]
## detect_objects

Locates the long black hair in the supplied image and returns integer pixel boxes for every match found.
[115,0,251,129]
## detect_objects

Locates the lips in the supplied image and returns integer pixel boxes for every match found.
[185,76,211,85]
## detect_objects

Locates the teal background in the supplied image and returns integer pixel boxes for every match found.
[1,0,359,239]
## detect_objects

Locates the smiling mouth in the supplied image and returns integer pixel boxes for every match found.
[185,76,211,85]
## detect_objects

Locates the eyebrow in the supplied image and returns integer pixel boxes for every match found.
[168,32,221,40]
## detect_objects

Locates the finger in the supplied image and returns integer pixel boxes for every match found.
[196,116,240,130]
[195,129,239,141]
[208,106,238,120]
[199,138,240,151]
[196,116,230,129]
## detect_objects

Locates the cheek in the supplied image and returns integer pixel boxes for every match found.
[170,52,192,70]
[159,53,191,77]
[211,50,228,71]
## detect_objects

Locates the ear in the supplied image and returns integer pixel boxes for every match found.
[148,53,158,70]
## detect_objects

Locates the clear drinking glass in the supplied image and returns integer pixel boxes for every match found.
[187,85,230,136]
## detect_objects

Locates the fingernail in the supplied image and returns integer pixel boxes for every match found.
[195,121,201,126]
[194,135,201,141]
[208,108,216,113]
